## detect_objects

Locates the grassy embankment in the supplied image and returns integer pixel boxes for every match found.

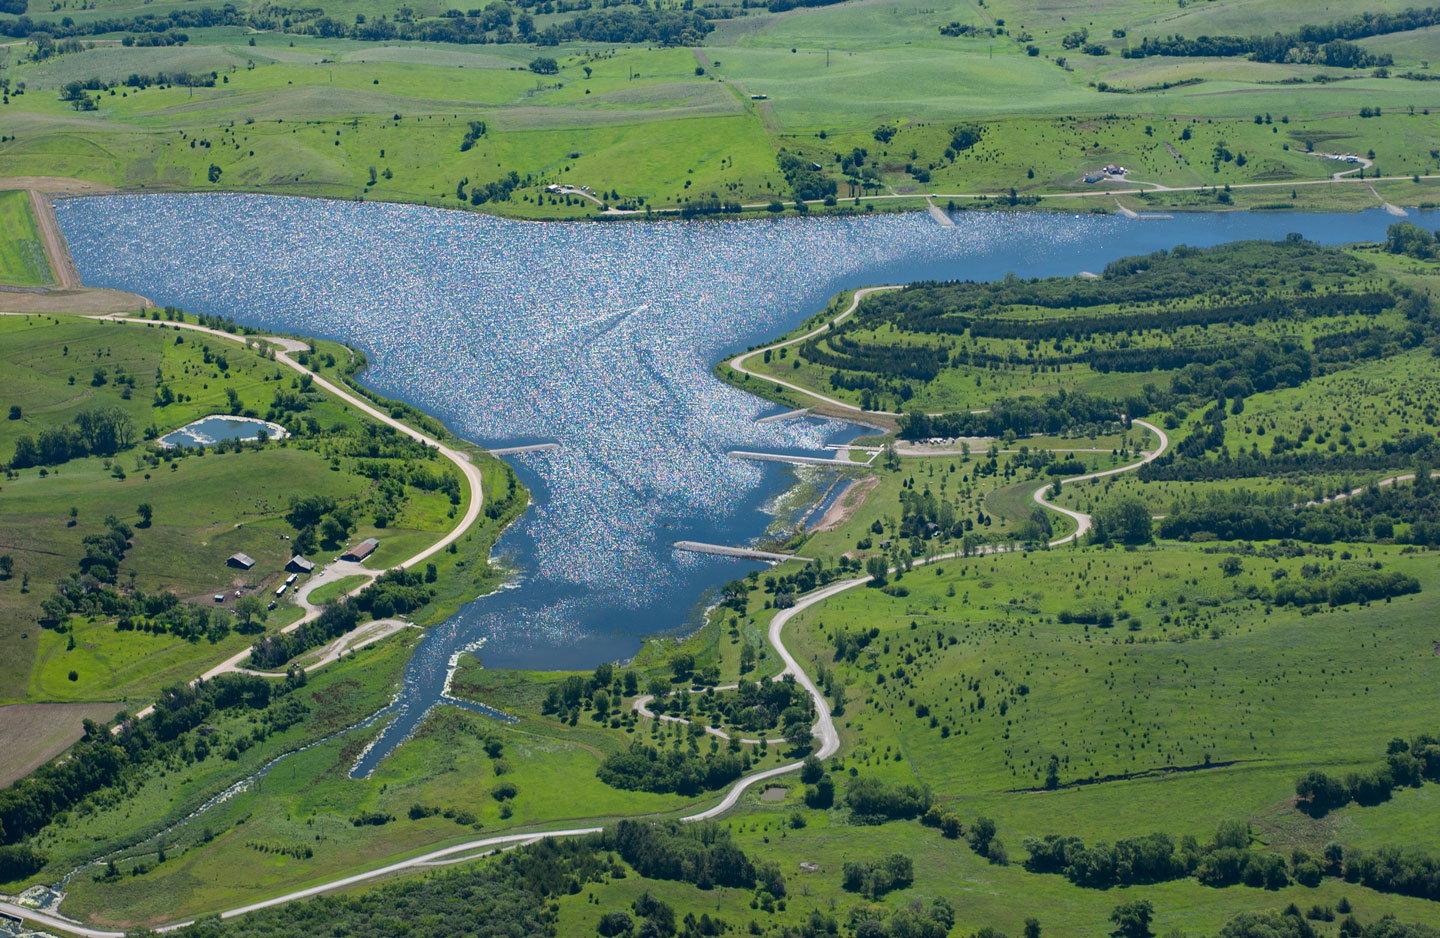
[0,190,53,286]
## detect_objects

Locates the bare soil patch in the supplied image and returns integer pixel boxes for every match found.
[0,701,122,786]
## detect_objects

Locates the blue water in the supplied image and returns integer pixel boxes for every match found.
[158,415,287,448]
[52,195,1413,772]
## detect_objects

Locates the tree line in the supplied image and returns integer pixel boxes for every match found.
[0,670,304,869]
[1296,731,1440,816]
[1122,6,1440,66]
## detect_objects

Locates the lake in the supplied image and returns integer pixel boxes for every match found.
[54,195,1413,770]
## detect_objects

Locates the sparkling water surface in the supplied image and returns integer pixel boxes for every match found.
[54,196,1408,770]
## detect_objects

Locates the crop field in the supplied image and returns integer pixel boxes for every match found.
[0,190,52,286]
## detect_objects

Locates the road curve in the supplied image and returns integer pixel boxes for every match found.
[92,315,485,720]
[727,285,902,416]
[5,406,1171,938]
[1032,419,1170,544]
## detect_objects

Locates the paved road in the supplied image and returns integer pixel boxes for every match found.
[94,316,486,722]
[726,285,902,416]
[6,407,1174,936]
[1032,419,1170,544]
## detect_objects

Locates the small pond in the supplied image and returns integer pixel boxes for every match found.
[158,415,289,449]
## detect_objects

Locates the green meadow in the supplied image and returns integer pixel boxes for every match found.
[0,190,52,286]
[3,0,1440,216]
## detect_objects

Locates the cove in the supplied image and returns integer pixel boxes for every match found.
[53,195,1412,772]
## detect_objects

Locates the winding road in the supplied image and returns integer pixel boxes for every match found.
[90,315,487,722]
[727,285,902,417]
[1,414,1170,937]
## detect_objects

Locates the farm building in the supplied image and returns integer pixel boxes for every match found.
[227,553,256,570]
[340,538,379,562]
[287,555,315,574]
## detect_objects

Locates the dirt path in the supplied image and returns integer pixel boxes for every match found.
[809,474,879,532]
[1031,419,1170,543]
[27,190,81,290]
[631,685,786,745]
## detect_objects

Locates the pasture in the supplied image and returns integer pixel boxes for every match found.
[0,190,52,286]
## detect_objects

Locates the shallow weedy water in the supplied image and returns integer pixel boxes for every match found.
[158,414,289,449]
[55,196,1410,770]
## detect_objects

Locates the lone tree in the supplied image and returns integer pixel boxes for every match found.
[1090,496,1153,546]
[137,503,153,527]
[529,57,559,75]
[234,595,268,633]
[1110,899,1153,938]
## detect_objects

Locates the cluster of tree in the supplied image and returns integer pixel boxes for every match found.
[121,30,189,46]
[841,853,914,899]
[353,568,435,619]
[247,595,350,667]
[1219,907,1439,938]
[647,676,813,735]
[597,741,746,795]
[458,119,486,151]
[0,5,243,39]
[777,149,837,202]
[463,171,522,205]
[1123,7,1440,66]
[1024,821,1293,891]
[794,901,956,938]
[0,671,301,852]
[10,406,136,467]
[605,819,784,894]
[120,70,215,89]
[900,389,1131,440]
[952,290,1392,344]
[1160,469,1440,546]
[1385,222,1440,260]
[1141,431,1440,483]
[284,494,355,555]
[801,332,946,383]
[678,195,744,219]
[1274,565,1418,607]
[844,775,933,823]
[1296,732,1440,816]
[531,8,711,45]
[1089,496,1154,546]
[766,0,848,12]
[1128,34,1389,68]
[539,661,638,719]
[860,239,1367,324]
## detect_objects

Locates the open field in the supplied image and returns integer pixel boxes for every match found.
[2,0,1439,217]
[0,190,52,286]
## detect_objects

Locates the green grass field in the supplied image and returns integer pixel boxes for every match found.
[0,190,53,286]
[2,0,1439,217]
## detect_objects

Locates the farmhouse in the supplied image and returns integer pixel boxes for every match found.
[227,553,255,570]
[340,538,379,562]
[287,555,315,574]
